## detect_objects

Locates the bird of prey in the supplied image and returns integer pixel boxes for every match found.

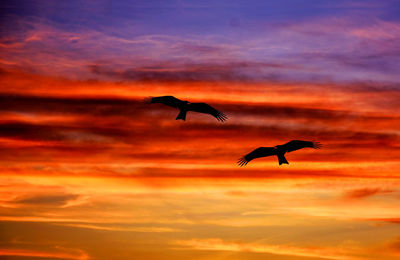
[238,140,322,166]
[147,96,227,122]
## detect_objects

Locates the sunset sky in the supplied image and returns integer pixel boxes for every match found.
[1,0,400,259]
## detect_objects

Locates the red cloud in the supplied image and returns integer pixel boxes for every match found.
[344,188,394,199]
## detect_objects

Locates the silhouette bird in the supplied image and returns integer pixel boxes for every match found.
[147,96,227,122]
[238,140,322,166]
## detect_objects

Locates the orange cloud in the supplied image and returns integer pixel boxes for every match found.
[55,223,182,233]
[0,248,88,260]
[175,238,363,260]
[343,188,394,199]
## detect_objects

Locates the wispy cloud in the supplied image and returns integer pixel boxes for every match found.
[2,14,400,83]
[343,188,394,199]
[0,248,89,260]
[174,238,363,260]
[56,223,182,233]
[383,236,400,256]
[88,61,302,83]
[12,193,80,207]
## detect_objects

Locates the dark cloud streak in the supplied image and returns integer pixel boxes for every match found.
[12,193,79,207]
[88,62,302,83]
[1,94,399,126]
[343,188,394,199]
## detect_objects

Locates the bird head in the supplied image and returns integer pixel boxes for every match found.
[182,101,190,107]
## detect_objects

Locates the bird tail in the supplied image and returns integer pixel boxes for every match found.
[176,110,187,121]
[277,153,289,165]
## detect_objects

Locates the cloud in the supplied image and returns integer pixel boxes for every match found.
[56,223,182,232]
[0,89,398,170]
[88,61,301,83]
[3,14,400,83]
[0,248,88,260]
[269,16,400,82]
[384,236,400,255]
[0,119,397,165]
[12,193,80,207]
[2,93,398,127]
[369,218,400,225]
[174,238,362,260]
[343,188,394,199]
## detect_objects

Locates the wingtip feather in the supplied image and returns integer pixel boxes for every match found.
[313,141,322,149]
[217,112,228,122]
[237,157,248,167]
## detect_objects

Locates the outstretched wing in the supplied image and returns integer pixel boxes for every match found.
[237,147,276,167]
[149,96,183,108]
[187,102,227,122]
[281,140,322,153]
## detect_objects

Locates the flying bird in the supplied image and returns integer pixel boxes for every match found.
[147,96,227,122]
[238,140,322,166]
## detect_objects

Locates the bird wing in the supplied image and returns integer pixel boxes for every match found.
[187,102,227,122]
[237,147,276,166]
[281,140,322,153]
[150,96,183,108]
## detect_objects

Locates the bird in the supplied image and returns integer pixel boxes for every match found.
[147,95,227,122]
[238,140,322,166]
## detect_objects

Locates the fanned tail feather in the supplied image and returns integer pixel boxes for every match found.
[176,110,187,121]
[277,153,289,165]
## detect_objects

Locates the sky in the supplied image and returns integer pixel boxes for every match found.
[1,0,400,259]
